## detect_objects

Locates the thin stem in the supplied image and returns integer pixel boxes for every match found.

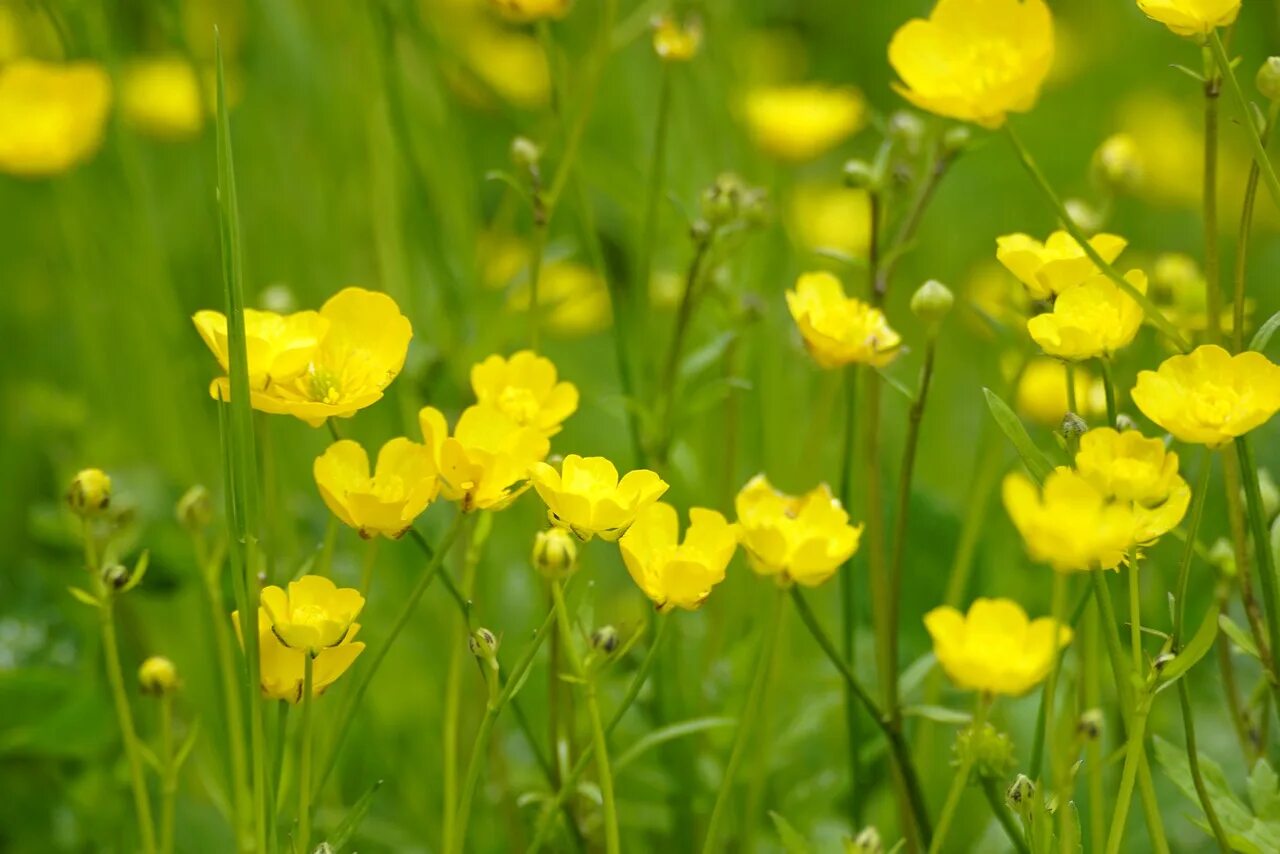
[635,64,673,326]
[528,217,547,353]
[1128,561,1143,679]
[101,599,158,854]
[1236,435,1280,712]
[1177,677,1232,851]
[873,140,954,302]
[1209,31,1280,215]
[1099,359,1118,428]
[838,365,861,817]
[1083,600,1105,854]
[296,654,314,854]
[440,519,479,852]
[1039,572,1067,790]
[1202,50,1224,346]
[159,694,176,854]
[928,697,989,854]
[981,778,1030,854]
[1232,102,1277,351]
[656,231,713,459]
[1105,692,1151,854]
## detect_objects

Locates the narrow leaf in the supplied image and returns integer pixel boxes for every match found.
[122,549,149,592]
[768,811,812,854]
[1251,309,1280,353]
[613,717,735,772]
[902,704,971,725]
[983,388,1054,483]
[326,778,384,852]
[1220,614,1261,660]
[1159,602,1221,685]
[67,586,100,608]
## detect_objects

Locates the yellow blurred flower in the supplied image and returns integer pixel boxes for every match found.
[193,308,328,391]
[925,598,1071,696]
[0,60,112,177]
[786,271,900,368]
[1014,358,1106,426]
[463,26,551,110]
[478,230,531,290]
[743,84,865,161]
[314,438,439,539]
[0,7,20,62]
[233,608,364,704]
[966,263,1031,337]
[530,454,669,541]
[1003,468,1136,572]
[470,350,578,436]
[121,57,205,140]
[508,261,612,337]
[1074,427,1190,545]
[888,0,1054,129]
[419,404,550,512]
[996,231,1127,301]
[260,575,365,653]
[1132,345,1280,447]
[1151,252,1248,334]
[67,467,112,516]
[488,0,570,22]
[619,503,737,611]
[138,656,179,696]
[788,184,871,259]
[652,14,702,62]
[1026,270,1148,361]
[1137,0,1239,37]
[734,474,861,587]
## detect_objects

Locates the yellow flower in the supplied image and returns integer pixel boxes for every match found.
[67,468,112,516]
[314,438,438,539]
[463,26,550,110]
[1014,358,1106,426]
[419,404,550,512]
[619,503,738,612]
[121,57,204,140]
[996,231,1128,301]
[0,60,112,177]
[260,575,365,653]
[1137,0,1239,36]
[924,598,1072,696]
[1151,252,1248,334]
[1003,469,1136,572]
[788,184,871,259]
[1132,345,1280,447]
[507,261,612,336]
[233,608,364,704]
[470,351,579,437]
[735,474,862,587]
[888,0,1054,129]
[1026,270,1148,361]
[138,656,179,696]
[488,0,570,23]
[193,308,328,391]
[1075,427,1190,545]
[743,84,865,161]
[786,272,900,368]
[530,454,669,541]
[652,15,702,62]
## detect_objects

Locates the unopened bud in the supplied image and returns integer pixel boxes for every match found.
[689,219,712,244]
[138,656,179,696]
[1007,774,1035,811]
[101,563,130,590]
[651,14,701,62]
[1077,708,1103,741]
[510,136,541,171]
[469,627,499,660]
[259,283,297,314]
[910,279,954,326]
[1259,469,1280,521]
[533,528,578,579]
[1061,412,1088,440]
[1208,537,1238,578]
[941,124,972,155]
[1063,198,1104,234]
[843,159,876,189]
[845,825,883,854]
[701,174,743,226]
[888,110,926,153]
[1115,413,1137,432]
[1258,57,1280,102]
[67,468,112,517]
[591,625,619,654]
[1091,133,1143,195]
[176,485,213,532]
[954,721,1015,781]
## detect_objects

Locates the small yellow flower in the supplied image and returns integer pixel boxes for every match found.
[532,527,578,578]
[193,308,328,391]
[888,0,1054,129]
[1136,0,1239,37]
[786,272,900,369]
[462,26,551,110]
[743,84,865,161]
[530,454,669,541]
[788,184,871,259]
[1132,345,1280,447]
[488,0,570,23]
[138,656,179,696]
[260,575,365,653]
[471,351,579,437]
[652,15,702,62]
[507,261,612,336]
[1075,427,1190,545]
[996,231,1128,300]
[314,438,438,539]
[1026,270,1148,361]
[0,60,112,177]
[619,503,738,612]
[1151,253,1247,334]
[735,474,862,587]
[1014,358,1106,426]
[233,608,364,704]
[925,598,1072,696]
[67,468,112,516]
[1003,469,1136,572]
[419,404,550,512]
[121,57,205,140]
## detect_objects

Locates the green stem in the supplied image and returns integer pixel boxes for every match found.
[1232,102,1277,351]
[440,519,479,852]
[1083,600,1105,854]
[656,231,714,459]
[1038,572,1067,790]
[1177,677,1232,852]
[982,778,1030,854]
[1099,359,1118,428]
[159,694,176,854]
[1128,561,1143,681]
[635,64,672,326]
[928,697,990,854]
[1202,49,1224,346]
[1105,693,1151,854]
[101,598,158,854]
[296,654,314,854]
[528,216,547,353]
[1209,31,1280,216]
[838,365,861,818]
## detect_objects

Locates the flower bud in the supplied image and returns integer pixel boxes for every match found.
[1260,469,1280,521]
[845,826,883,854]
[1114,413,1137,432]
[1007,774,1035,813]
[888,110,926,153]
[533,528,578,579]
[67,468,111,517]
[510,136,541,171]
[101,563,130,590]
[651,14,701,62]
[259,283,297,314]
[1208,537,1238,578]
[176,484,213,532]
[701,174,743,226]
[941,124,973,155]
[842,158,876,190]
[1153,651,1175,673]
[138,656,179,696]
[590,625,619,654]
[689,219,712,244]
[1077,708,1103,741]
[1061,412,1088,440]
[1091,133,1143,195]
[910,279,954,326]
[954,721,1015,781]
[1258,57,1280,102]
[469,627,500,660]
[1063,198,1103,234]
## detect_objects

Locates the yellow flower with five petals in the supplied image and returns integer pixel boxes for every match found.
[1132,345,1280,447]
[193,308,328,391]
[619,503,737,612]
[314,438,438,539]
[1003,468,1136,572]
[1074,427,1189,546]
[996,231,1127,301]
[925,598,1072,696]
[531,455,669,541]
[259,576,365,653]
[470,350,579,437]
[734,474,861,587]
[1026,270,1148,361]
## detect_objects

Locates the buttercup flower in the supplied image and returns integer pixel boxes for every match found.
[1026,270,1148,361]
[193,308,328,391]
[996,231,1128,300]
[652,15,702,62]
[233,608,364,704]
[507,261,612,336]
[925,598,1072,696]
[1074,427,1190,545]
[619,503,737,611]
[314,438,438,539]
[488,0,570,23]
[743,84,865,161]
[788,184,871,259]
[786,272,901,368]
[735,474,862,586]
[471,351,579,437]
[67,468,112,516]
[1132,345,1280,447]
[888,0,1054,129]
[260,575,365,653]
[1137,0,1239,37]
[138,656,179,696]
[121,57,204,140]
[419,404,549,512]
[0,60,112,176]
[461,25,551,110]
[1003,468,1136,572]
[531,455,669,541]
[1014,358,1105,426]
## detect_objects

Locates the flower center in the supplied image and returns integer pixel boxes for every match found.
[498,386,541,425]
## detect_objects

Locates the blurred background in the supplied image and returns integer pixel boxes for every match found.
[4,0,1280,850]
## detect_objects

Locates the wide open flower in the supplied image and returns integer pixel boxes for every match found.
[925,598,1072,696]
[419,404,549,512]
[619,503,737,612]
[1003,468,1136,572]
[260,575,365,653]
[193,308,328,391]
[314,438,438,539]
[1137,0,1239,37]
[1132,345,1280,447]
[0,60,112,176]
[735,474,861,587]
[233,608,364,704]
[786,271,900,368]
[996,231,1127,301]
[1026,270,1147,361]
[531,455,668,541]
[743,84,865,161]
[470,350,579,437]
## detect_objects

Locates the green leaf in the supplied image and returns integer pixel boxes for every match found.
[983,388,1054,483]
[325,778,383,852]
[899,651,937,695]
[1220,614,1261,660]
[175,719,201,771]
[121,549,149,592]
[613,717,735,773]
[67,586,100,608]
[1154,735,1280,852]
[1158,602,1220,687]
[901,704,971,725]
[1250,308,1280,353]
[768,811,812,854]
[680,330,738,379]
[1250,760,1280,822]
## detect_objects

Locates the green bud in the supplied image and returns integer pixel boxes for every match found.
[844,826,883,854]
[1077,708,1103,741]
[176,484,213,532]
[591,625,619,654]
[888,110,925,152]
[910,279,954,326]
[510,136,541,171]
[1208,537,1238,578]
[532,528,578,579]
[941,124,972,155]
[1091,133,1143,195]
[1063,198,1103,234]
[1258,57,1280,102]
[1006,774,1035,816]
[259,283,297,314]
[138,656,179,697]
[842,159,876,190]
[469,627,500,661]
[101,563,130,591]
[1114,413,1137,432]
[954,721,1016,782]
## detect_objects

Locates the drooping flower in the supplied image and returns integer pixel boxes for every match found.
[121,57,205,140]
[1132,345,1280,447]
[1136,0,1239,37]
[786,272,900,368]
[619,503,738,611]
[0,60,112,177]
[260,576,365,653]
[1074,427,1190,546]
[735,474,861,587]
[888,0,1054,129]
[530,455,669,541]
[419,404,549,512]
[1026,270,1148,361]
[925,598,1072,696]
[233,608,364,704]
[1014,358,1106,427]
[1003,469,1136,572]
[743,84,865,161]
[996,231,1127,300]
[313,438,438,539]
[470,351,579,437]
